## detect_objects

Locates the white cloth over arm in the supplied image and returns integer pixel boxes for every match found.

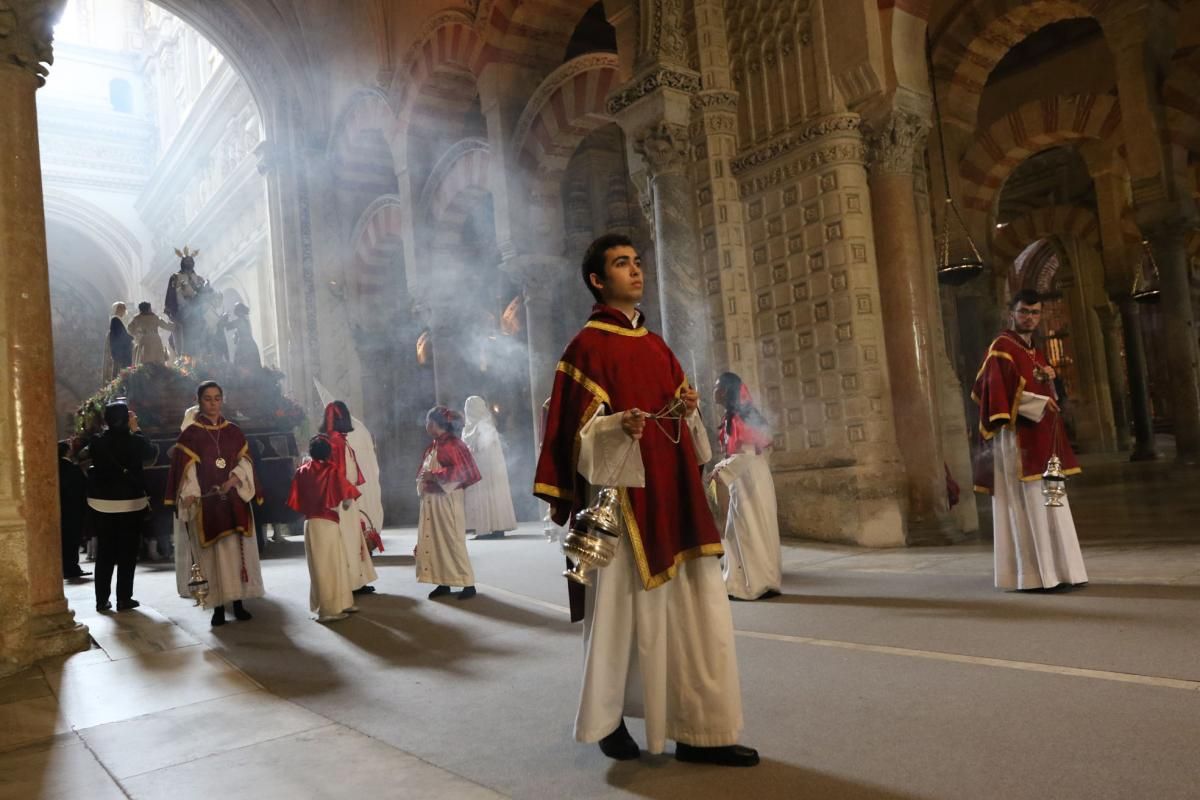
[1018,391,1051,423]
[577,407,645,488]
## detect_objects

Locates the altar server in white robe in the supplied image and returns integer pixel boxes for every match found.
[320,401,380,595]
[415,406,481,600]
[174,404,200,598]
[287,435,358,622]
[710,372,782,600]
[973,289,1087,590]
[462,396,518,539]
[534,233,758,767]
[166,381,264,627]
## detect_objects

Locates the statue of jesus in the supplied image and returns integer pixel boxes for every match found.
[164,247,209,359]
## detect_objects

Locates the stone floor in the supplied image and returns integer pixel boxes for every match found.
[3,453,1199,799]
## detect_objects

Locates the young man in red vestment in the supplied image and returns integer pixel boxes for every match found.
[165,381,265,625]
[535,233,758,767]
[973,289,1087,590]
[288,435,360,622]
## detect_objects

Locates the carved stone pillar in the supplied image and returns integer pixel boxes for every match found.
[0,0,90,675]
[1143,219,1200,462]
[867,110,958,543]
[1095,303,1133,452]
[501,255,569,436]
[633,121,712,392]
[1115,297,1159,461]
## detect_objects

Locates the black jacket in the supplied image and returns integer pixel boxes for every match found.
[84,430,156,501]
[58,458,88,527]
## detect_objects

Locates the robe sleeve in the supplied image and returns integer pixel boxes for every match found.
[971,349,1023,438]
[1018,391,1051,423]
[233,457,256,503]
[577,408,645,488]
[713,453,754,488]
[177,463,200,521]
[534,356,611,526]
[687,412,712,465]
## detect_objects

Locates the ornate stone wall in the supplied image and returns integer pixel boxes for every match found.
[733,114,906,544]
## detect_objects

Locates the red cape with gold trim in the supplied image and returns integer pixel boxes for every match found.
[164,417,263,546]
[971,330,1080,493]
[418,433,481,495]
[534,305,722,619]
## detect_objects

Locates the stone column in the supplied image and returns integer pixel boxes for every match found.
[0,0,90,675]
[867,110,958,543]
[1116,297,1160,461]
[502,256,568,435]
[632,122,712,393]
[1143,220,1200,462]
[1095,303,1133,452]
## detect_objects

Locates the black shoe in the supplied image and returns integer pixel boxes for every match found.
[758,589,782,600]
[352,585,377,595]
[211,607,227,627]
[599,720,640,761]
[675,743,759,767]
[232,601,252,621]
[96,600,113,613]
[457,586,477,600]
[64,569,91,579]
[428,585,452,599]
[116,599,140,612]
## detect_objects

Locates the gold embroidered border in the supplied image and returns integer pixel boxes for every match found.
[194,419,232,431]
[534,482,572,501]
[619,488,724,590]
[557,362,611,407]
[585,320,648,338]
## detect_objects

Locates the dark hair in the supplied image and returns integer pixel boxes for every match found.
[715,372,771,439]
[581,233,635,303]
[138,301,151,314]
[1008,289,1042,309]
[426,406,462,437]
[320,400,354,434]
[196,380,223,401]
[308,435,332,461]
[103,401,130,431]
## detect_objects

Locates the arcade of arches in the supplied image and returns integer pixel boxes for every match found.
[2,0,1200,677]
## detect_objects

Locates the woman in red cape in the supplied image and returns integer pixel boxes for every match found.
[414,406,481,600]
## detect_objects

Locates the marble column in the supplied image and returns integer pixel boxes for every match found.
[1096,303,1133,452]
[1144,221,1200,463]
[0,0,89,675]
[868,110,958,544]
[634,121,713,396]
[1116,297,1160,461]
[503,256,568,443]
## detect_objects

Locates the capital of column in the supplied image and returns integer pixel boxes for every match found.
[633,121,692,178]
[866,110,931,177]
[499,253,570,303]
[606,63,701,117]
[0,0,67,85]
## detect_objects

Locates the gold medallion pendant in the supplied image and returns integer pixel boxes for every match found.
[215,457,227,469]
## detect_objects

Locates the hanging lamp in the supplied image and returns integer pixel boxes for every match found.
[1131,240,1162,304]
[928,39,985,286]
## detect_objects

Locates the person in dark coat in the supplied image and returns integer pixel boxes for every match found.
[58,440,91,580]
[83,401,156,612]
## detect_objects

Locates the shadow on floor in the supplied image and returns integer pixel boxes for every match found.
[763,591,1137,623]
[605,756,924,800]
[442,591,576,634]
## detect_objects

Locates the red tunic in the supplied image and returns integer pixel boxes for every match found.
[534,305,723,601]
[418,433,481,495]
[287,458,361,523]
[971,330,1080,493]
[164,417,262,547]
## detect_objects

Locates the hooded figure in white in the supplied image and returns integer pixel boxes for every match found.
[462,396,517,539]
[174,405,200,598]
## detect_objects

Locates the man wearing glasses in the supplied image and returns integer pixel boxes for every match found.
[971,289,1088,590]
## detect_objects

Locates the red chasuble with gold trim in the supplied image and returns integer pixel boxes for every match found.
[287,459,361,523]
[164,417,262,547]
[534,305,723,610]
[971,330,1080,493]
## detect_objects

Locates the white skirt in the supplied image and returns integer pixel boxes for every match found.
[338,498,378,590]
[415,489,475,587]
[719,453,783,599]
[305,518,355,617]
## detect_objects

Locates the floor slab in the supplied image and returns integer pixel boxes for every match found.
[0,734,126,800]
